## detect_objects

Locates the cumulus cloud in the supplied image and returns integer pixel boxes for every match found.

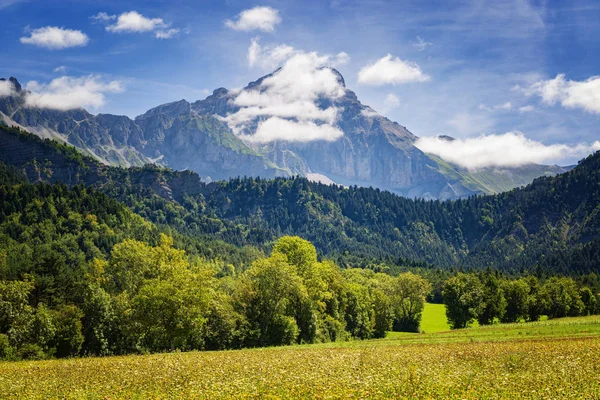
[358,54,430,86]
[225,6,281,32]
[53,65,67,73]
[106,11,166,33]
[20,26,89,50]
[225,50,347,143]
[24,75,124,111]
[0,80,16,97]
[248,38,348,71]
[415,132,600,169]
[524,74,600,114]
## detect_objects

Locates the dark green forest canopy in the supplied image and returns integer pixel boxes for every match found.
[1,124,599,275]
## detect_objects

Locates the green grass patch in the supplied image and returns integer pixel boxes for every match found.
[420,302,451,333]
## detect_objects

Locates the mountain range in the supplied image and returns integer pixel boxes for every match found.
[0,71,570,200]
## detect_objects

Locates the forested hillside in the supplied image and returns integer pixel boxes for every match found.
[1,124,599,275]
[0,124,599,361]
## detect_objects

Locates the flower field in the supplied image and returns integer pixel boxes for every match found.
[1,315,599,399]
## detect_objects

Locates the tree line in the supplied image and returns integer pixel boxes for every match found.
[442,271,599,329]
[0,234,432,360]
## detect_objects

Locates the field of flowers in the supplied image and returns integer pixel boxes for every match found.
[1,315,599,399]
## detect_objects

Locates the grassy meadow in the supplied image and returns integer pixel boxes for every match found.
[1,308,599,399]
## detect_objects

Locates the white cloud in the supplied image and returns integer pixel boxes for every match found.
[413,36,433,51]
[415,132,600,169]
[358,54,430,86]
[479,101,512,111]
[53,65,67,73]
[91,12,116,22]
[24,75,124,111]
[519,105,535,112]
[155,28,179,39]
[20,26,89,50]
[524,74,600,114]
[243,117,343,143]
[384,93,400,109]
[225,6,281,32]
[247,38,349,71]
[106,11,166,33]
[0,80,16,97]
[360,107,379,118]
[248,38,296,69]
[225,50,347,143]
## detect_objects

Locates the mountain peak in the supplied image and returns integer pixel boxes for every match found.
[1,77,22,93]
[325,67,346,88]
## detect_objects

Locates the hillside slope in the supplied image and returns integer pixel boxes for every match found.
[1,124,598,274]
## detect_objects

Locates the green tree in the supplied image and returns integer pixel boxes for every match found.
[501,279,530,323]
[237,254,308,346]
[387,272,431,332]
[442,273,484,329]
[541,277,584,319]
[52,304,84,358]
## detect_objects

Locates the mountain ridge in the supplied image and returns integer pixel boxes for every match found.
[0,73,571,198]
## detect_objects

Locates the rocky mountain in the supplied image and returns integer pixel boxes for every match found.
[0,73,570,199]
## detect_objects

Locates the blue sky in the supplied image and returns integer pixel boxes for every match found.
[1,0,600,166]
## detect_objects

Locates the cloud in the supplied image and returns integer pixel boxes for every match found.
[53,65,67,73]
[358,54,430,85]
[243,117,343,143]
[248,38,349,71]
[155,28,179,39]
[248,38,296,69]
[106,11,167,33]
[415,132,600,169]
[24,75,124,111]
[479,101,512,111]
[0,80,16,97]
[413,36,433,51]
[225,6,281,32]
[519,105,534,112]
[20,26,89,50]
[224,50,347,143]
[523,74,600,114]
[91,12,116,22]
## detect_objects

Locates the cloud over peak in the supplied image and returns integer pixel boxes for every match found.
[24,75,124,111]
[248,38,348,71]
[20,26,89,50]
[0,80,16,97]
[358,54,430,86]
[225,49,348,143]
[225,6,281,32]
[415,132,600,169]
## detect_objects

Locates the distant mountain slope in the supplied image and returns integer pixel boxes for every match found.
[1,124,597,274]
[0,73,571,199]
